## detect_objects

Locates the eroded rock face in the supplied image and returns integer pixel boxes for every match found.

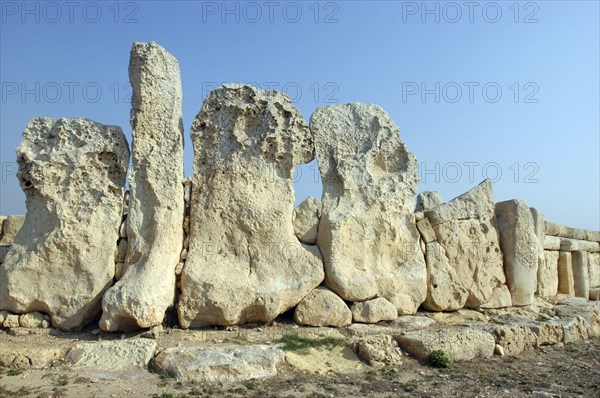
[539,250,559,297]
[154,345,284,382]
[415,191,444,212]
[0,216,25,246]
[422,241,469,311]
[101,42,184,332]
[424,180,506,309]
[0,118,128,331]
[311,103,426,314]
[495,200,539,306]
[178,84,324,327]
[350,297,398,324]
[292,197,321,244]
[293,287,352,327]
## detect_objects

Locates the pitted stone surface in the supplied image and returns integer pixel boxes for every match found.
[178,84,323,327]
[311,103,426,314]
[0,118,129,331]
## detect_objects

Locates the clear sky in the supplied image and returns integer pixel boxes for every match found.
[1,1,598,230]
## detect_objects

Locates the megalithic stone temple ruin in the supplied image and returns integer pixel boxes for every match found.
[1,42,599,335]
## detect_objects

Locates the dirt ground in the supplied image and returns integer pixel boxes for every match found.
[0,329,598,398]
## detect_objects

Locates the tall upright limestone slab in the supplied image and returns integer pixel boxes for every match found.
[557,251,574,295]
[0,118,129,331]
[530,207,547,296]
[540,250,559,297]
[310,103,426,314]
[100,42,184,331]
[178,84,324,327]
[424,180,507,308]
[495,200,539,306]
[571,251,589,299]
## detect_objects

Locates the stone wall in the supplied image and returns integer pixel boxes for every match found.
[0,41,598,332]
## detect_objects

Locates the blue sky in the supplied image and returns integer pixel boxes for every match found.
[1,0,598,229]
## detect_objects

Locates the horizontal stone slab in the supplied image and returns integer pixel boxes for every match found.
[559,238,600,253]
[545,221,600,242]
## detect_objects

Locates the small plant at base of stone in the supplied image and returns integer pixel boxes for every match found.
[427,350,451,369]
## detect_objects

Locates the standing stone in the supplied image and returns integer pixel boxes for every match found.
[100,42,184,331]
[415,191,444,212]
[495,200,539,306]
[557,252,574,296]
[589,252,600,289]
[293,287,352,327]
[0,118,129,331]
[311,103,426,314]
[539,250,559,297]
[422,241,469,311]
[530,208,546,295]
[0,216,25,246]
[424,180,506,308]
[178,84,324,327]
[571,251,589,299]
[292,197,321,245]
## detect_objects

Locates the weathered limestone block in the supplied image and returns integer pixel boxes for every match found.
[351,297,398,323]
[0,215,25,246]
[66,339,157,375]
[571,251,589,299]
[18,311,45,328]
[153,345,284,382]
[0,215,6,235]
[0,118,129,331]
[396,325,495,361]
[530,208,546,294]
[545,221,600,242]
[292,197,321,244]
[543,235,561,251]
[422,241,469,311]
[487,323,537,356]
[589,252,600,288]
[415,191,444,212]
[424,180,506,308]
[178,84,324,327]
[293,287,351,327]
[114,239,127,264]
[416,218,436,243]
[557,252,574,296]
[101,42,184,332]
[352,335,403,367]
[479,285,512,309]
[559,237,600,253]
[311,103,426,314]
[495,200,539,306]
[538,250,559,297]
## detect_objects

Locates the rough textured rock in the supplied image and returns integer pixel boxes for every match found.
[530,208,546,295]
[480,285,512,309]
[557,252,574,295]
[495,200,539,306]
[18,311,45,328]
[0,342,65,369]
[538,250,559,297]
[351,297,398,324]
[424,180,506,308]
[415,191,444,212]
[66,339,156,376]
[0,118,129,331]
[589,252,600,288]
[293,287,352,327]
[178,84,324,327]
[571,251,589,299]
[487,322,537,356]
[545,221,600,242]
[0,215,25,246]
[422,241,469,311]
[559,237,600,253]
[351,335,403,366]
[153,345,284,382]
[292,197,321,244]
[396,325,495,361]
[0,245,9,264]
[553,298,599,338]
[0,215,5,236]
[416,218,436,243]
[493,313,563,346]
[101,42,184,332]
[543,235,561,251]
[311,103,426,314]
